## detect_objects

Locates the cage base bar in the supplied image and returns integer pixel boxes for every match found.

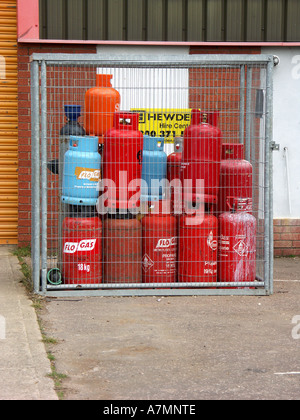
[42,287,269,298]
[45,281,264,290]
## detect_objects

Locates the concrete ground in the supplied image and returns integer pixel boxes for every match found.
[39,256,300,400]
[0,244,299,400]
[0,246,57,400]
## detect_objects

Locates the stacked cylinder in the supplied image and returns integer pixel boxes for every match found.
[56,75,257,288]
[61,135,102,285]
[59,74,121,285]
[102,111,143,283]
[103,213,142,284]
[62,206,102,284]
[176,109,256,287]
[167,137,183,215]
[142,200,177,283]
[178,110,221,285]
[217,144,256,286]
[218,198,256,287]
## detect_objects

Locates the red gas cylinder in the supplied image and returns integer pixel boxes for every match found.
[167,137,183,214]
[102,112,143,211]
[181,110,222,205]
[142,200,177,283]
[218,197,256,286]
[103,214,142,283]
[62,214,102,284]
[217,143,253,216]
[84,73,120,143]
[178,208,218,283]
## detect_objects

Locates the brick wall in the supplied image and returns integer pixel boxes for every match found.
[189,46,261,143]
[17,43,299,258]
[273,219,300,257]
[17,43,97,246]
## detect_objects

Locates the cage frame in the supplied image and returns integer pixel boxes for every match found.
[30,53,275,297]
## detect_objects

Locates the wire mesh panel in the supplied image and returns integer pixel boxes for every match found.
[30,54,275,296]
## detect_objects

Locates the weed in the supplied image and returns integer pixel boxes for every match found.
[47,363,68,400]
[12,246,32,292]
[13,245,31,259]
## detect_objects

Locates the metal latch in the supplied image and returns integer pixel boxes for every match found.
[270,141,280,151]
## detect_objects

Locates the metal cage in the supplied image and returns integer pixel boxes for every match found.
[30,53,275,296]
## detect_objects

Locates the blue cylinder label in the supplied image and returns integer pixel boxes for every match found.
[74,167,101,182]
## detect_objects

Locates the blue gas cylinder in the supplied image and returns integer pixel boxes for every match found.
[62,135,101,206]
[141,136,167,201]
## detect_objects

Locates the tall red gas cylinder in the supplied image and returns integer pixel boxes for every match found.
[142,200,177,283]
[103,214,142,283]
[217,143,253,216]
[84,73,120,145]
[62,211,102,284]
[167,137,183,214]
[178,208,218,283]
[102,112,143,210]
[218,197,256,285]
[181,110,222,205]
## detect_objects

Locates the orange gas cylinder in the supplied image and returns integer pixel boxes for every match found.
[84,73,120,138]
[103,214,142,284]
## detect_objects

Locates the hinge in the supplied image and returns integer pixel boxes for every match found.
[270,141,280,151]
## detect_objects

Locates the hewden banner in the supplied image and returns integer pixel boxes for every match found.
[132,109,192,143]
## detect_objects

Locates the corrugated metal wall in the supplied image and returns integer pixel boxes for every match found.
[39,0,300,42]
[0,0,18,244]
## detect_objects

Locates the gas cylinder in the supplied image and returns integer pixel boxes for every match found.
[141,136,167,202]
[59,105,86,174]
[218,197,256,286]
[102,112,143,211]
[84,73,120,144]
[56,105,86,272]
[167,137,183,214]
[222,143,243,160]
[217,143,253,216]
[181,109,222,205]
[142,200,177,283]
[62,212,102,284]
[103,213,142,283]
[47,105,86,176]
[62,135,101,206]
[178,208,218,283]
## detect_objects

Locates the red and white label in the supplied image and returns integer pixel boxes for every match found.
[63,239,97,254]
[142,254,154,272]
[207,230,218,251]
[77,263,91,273]
[204,261,217,275]
[155,237,177,249]
[233,240,248,257]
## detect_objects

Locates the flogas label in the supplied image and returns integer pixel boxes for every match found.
[155,237,177,249]
[63,239,97,254]
[75,167,100,182]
